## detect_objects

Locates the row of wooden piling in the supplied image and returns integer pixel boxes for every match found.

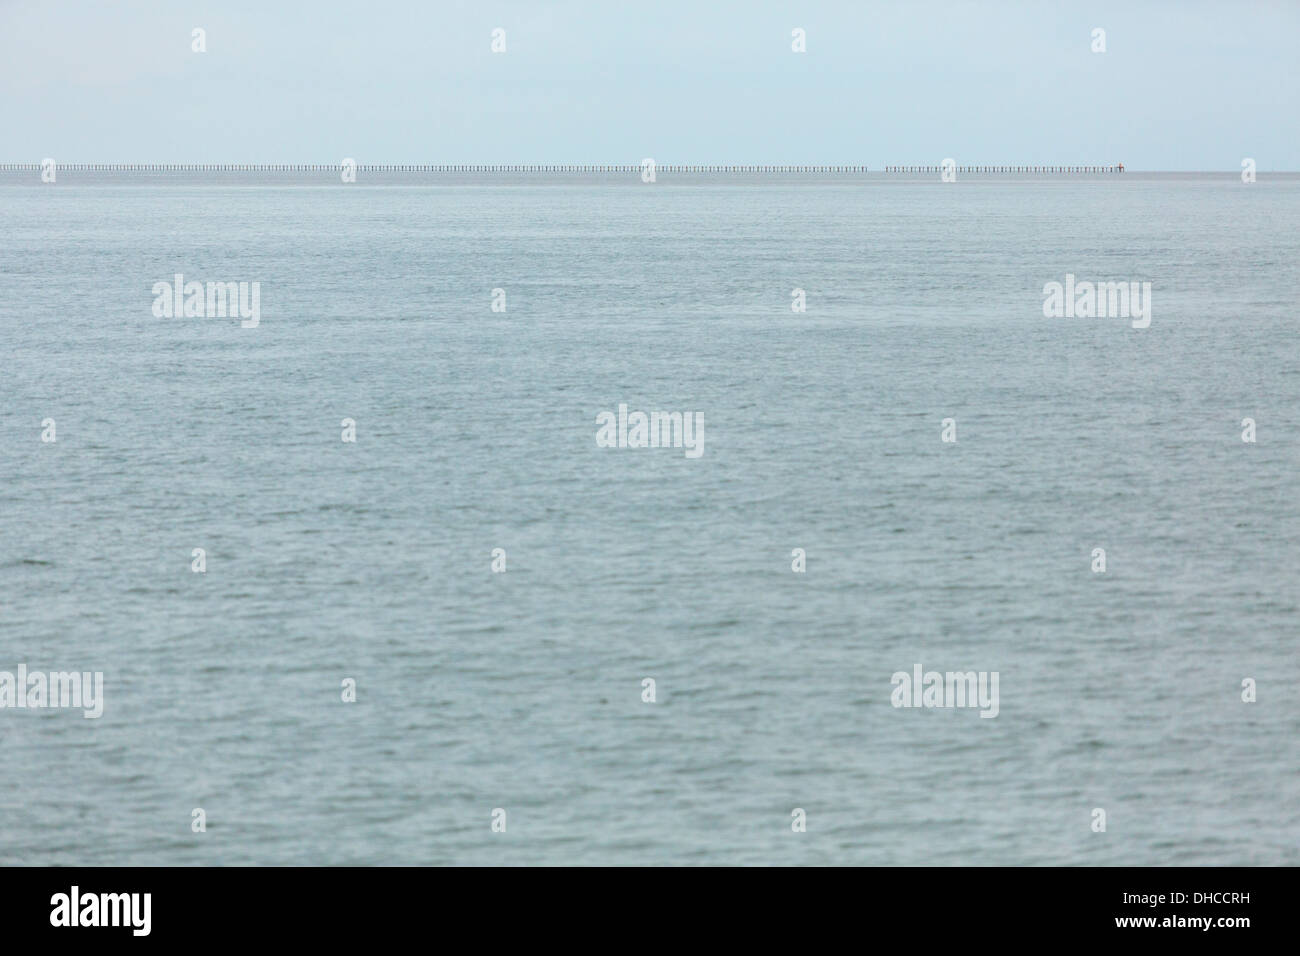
[0,163,1124,173]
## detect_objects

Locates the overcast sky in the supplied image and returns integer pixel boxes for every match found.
[2,0,1296,169]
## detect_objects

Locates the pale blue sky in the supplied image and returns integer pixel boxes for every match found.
[2,0,1296,169]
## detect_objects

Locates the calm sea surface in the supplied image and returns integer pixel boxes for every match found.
[2,171,1297,865]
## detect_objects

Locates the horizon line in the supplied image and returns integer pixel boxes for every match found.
[6,164,1290,174]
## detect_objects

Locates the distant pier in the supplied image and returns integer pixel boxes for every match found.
[0,163,1124,173]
